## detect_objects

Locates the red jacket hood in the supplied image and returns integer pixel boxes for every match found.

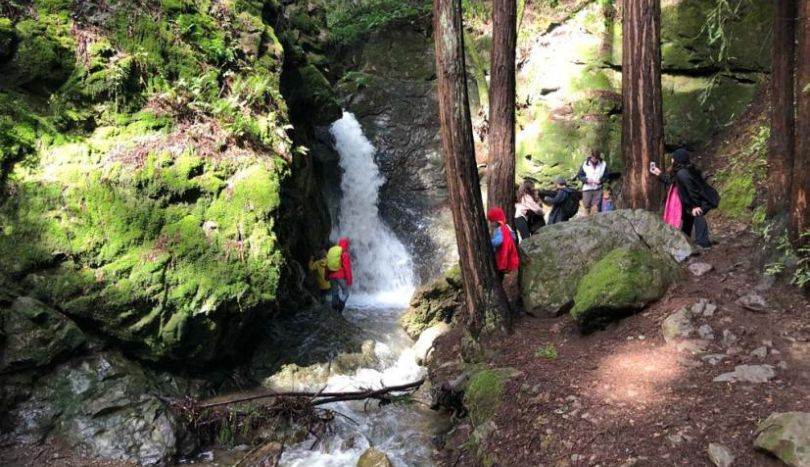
[487,207,506,224]
[338,237,350,250]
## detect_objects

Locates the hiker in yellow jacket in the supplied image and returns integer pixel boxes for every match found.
[308,249,331,304]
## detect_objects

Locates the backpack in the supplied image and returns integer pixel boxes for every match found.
[562,189,581,219]
[326,245,343,272]
[701,181,720,210]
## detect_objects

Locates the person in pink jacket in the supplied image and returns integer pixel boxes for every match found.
[514,180,545,242]
[327,237,353,313]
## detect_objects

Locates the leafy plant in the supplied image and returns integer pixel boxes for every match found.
[328,0,430,46]
[535,343,558,360]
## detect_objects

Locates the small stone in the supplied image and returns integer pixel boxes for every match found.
[703,303,718,317]
[689,262,714,276]
[698,324,715,341]
[737,293,768,312]
[701,354,726,365]
[722,329,738,347]
[357,448,393,467]
[662,308,695,343]
[750,346,768,359]
[713,364,776,383]
[771,349,781,355]
[708,443,734,467]
[725,346,743,356]
[762,340,774,347]
[778,361,789,370]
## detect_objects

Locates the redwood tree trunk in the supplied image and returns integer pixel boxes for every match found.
[486,0,518,221]
[790,0,810,241]
[768,0,797,218]
[433,0,512,337]
[621,0,664,210]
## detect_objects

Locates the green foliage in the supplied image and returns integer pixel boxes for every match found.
[700,0,753,63]
[714,125,769,220]
[534,343,558,360]
[762,228,810,289]
[327,0,430,46]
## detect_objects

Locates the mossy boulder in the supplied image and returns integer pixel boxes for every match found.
[754,412,810,467]
[0,15,76,91]
[401,265,462,339]
[570,246,681,329]
[520,210,692,319]
[0,296,86,372]
[285,63,341,125]
[0,17,14,61]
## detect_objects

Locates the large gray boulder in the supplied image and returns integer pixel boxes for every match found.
[0,297,86,372]
[520,210,691,326]
[1,353,180,465]
[754,412,810,467]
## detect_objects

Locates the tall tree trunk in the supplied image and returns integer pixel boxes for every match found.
[433,0,512,337]
[768,0,796,219]
[487,0,518,221]
[621,0,664,210]
[790,0,810,242]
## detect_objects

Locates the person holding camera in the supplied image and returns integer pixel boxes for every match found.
[649,148,718,249]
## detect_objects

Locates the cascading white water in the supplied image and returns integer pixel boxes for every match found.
[328,112,415,308]
[278,113,444,467]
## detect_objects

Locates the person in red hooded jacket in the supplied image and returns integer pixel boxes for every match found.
[327,237,353,313]
[487,207,520,278]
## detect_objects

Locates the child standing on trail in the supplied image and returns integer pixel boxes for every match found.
[544,176,579,224]
[308,249,332,304]
[487,207,520,278]
[600,186,614,212]
[327,237,353,313]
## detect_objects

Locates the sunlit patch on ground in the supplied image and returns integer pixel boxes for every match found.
[592,342,683,406]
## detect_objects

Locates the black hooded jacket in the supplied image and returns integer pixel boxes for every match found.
[659,165,711,212]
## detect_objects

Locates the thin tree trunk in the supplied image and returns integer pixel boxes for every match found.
[433,0,512,337]
[790,0,810,242]
[487,0,518,221]
[768,0,797,218]
[621,0,664,210]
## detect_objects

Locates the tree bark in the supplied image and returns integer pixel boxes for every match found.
[621,0,664,210]
[433,0,512,337]
[768,0,797,219]
[790,0,810,242]
[487,0,518,221]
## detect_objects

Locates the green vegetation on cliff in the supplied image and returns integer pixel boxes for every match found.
[0,0,337,363]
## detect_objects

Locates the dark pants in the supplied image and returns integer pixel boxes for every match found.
[682,211,711,247]
[515,214,545,241]
[330,278,349,312]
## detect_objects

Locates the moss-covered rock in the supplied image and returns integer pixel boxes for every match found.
[0,15,76,91]
[570,246,681,329]
[520,210,692,317]
[401,265,462,339]
[464,368,508,427]
[357,447,394,467]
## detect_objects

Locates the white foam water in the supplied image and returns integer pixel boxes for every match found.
[278,113,441,466]
[328,111,415,307]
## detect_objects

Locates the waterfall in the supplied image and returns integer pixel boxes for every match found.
[329,112,415,308]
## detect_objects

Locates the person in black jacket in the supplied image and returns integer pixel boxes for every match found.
[650,148,713,248]
[544,176,578,225]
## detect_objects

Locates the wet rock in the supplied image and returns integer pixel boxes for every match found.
[737,293,768,312]
[662,308,695,343]
[754,412,810,467]
[698,324,715,341]
[1,297,85,372]
[750,346,768,359]
[262,340,379,391]
[689,262,714,277]
[237,441,283,466]
[357,447,394,467]
[1,353,179,465]
[413,322,451,365]
[708,442,735,467]
[401,266,462,339]
[713,364,775,383]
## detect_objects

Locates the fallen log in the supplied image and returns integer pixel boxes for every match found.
[197,378,426,409]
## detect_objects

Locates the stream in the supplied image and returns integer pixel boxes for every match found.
[185,112,448,466]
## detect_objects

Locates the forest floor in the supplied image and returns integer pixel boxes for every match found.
[432,216,810,466]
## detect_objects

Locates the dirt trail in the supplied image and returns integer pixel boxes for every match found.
[434,217,810,466]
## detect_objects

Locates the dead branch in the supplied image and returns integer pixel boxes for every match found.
[198,379,425,409]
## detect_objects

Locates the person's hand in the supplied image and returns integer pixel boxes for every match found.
[692,207,703,216]
[650,166,662,176]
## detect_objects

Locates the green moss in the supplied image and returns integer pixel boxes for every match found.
[571,247,680,328]
[464,368,507,426]
[2,15,76,89]
[0,17,13,59]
